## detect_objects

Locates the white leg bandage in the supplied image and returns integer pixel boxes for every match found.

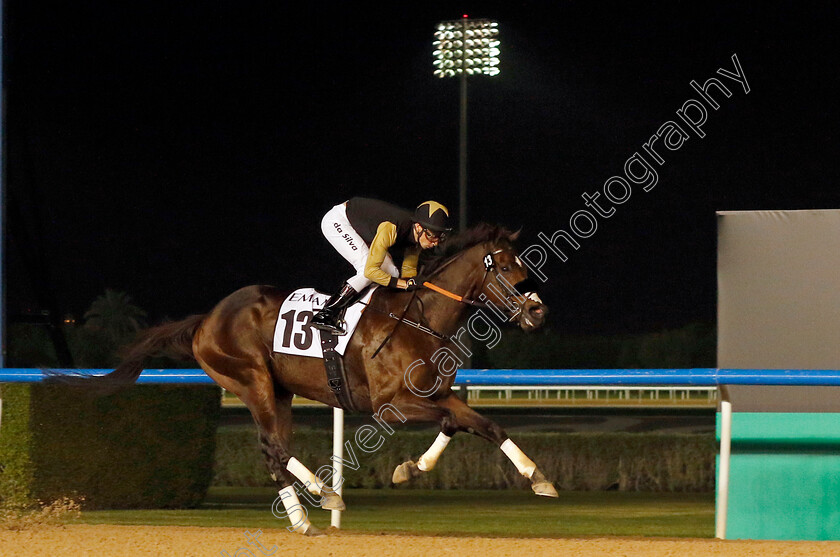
[277,485,312,534]
[417,432,451,472]
[287,457,325,495]
[500,438,537,478]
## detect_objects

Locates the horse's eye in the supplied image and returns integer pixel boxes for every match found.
[501,266,510,272]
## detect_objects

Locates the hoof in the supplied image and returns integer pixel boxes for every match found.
[320,492,346,511]
[392,460,422,484]
[532,480,559,498]
[303,524,327,537]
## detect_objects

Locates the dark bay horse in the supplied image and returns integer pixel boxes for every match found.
[59,223,554,534]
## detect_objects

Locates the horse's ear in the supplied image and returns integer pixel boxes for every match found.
[509,228,522,242]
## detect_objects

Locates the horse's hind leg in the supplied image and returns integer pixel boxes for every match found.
[252,390,328,535]
[269,390,345,513]
[195,346,326,535]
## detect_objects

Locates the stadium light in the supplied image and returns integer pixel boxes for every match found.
[433,16,499,232]
[433,19,500,79]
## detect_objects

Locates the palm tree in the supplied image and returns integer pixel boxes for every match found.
[83,289,148,344]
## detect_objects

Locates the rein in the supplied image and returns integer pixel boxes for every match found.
[422,281,486,308]
[370,291,417,359]
[422,248,529,317]
[417,246,501,309]
[363,293,451,360]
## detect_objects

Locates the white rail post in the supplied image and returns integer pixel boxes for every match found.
[331,407,344,528]
[715,386,732,539]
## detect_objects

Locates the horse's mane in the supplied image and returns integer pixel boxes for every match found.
[419,222,517,276]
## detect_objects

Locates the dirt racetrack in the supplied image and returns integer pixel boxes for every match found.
[2,525,840,556]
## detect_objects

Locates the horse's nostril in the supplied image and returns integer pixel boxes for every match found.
[529,304,547,317]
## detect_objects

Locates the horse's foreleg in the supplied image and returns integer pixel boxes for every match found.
[437,394,559,498]
[373,397,456,485]
[416,432,452,472]
[392,431,452,483]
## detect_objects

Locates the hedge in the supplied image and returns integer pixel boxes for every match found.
[0,384,221,509]
[213,426,716,492]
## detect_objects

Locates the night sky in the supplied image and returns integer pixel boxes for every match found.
[4,1,839,334]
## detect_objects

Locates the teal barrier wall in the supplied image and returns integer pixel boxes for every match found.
[717,412,840,540]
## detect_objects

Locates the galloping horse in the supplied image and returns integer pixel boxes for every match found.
[58,223,554,534]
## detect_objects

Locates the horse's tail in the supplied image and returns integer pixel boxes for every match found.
[44,314,206,395]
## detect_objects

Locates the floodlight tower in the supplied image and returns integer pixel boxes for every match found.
[433,16,500,232]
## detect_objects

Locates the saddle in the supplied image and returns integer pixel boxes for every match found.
[272,287,375,358]
[272,287,375,412]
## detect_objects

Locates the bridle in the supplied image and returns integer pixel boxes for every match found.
[367,242,541,357]
[423,245,540,322]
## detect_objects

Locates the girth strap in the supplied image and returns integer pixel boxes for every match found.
[319,330,356,412]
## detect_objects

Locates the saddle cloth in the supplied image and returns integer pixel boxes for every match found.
[272,287,376,358]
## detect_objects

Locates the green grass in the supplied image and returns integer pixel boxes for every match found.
[74,487,715,538]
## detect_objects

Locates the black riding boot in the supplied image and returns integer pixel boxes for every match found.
[310,283,360,335]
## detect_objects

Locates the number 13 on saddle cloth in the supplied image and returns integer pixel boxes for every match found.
[272,287,376,358]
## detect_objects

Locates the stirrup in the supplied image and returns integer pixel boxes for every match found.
[310,312,347,335]
[314,320,346,336]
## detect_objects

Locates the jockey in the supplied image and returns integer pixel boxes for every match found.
[311,197,453,335]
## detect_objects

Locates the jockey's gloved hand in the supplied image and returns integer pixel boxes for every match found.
[403,278,422,291]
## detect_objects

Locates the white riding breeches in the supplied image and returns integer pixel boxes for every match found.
[321,202,399,292]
